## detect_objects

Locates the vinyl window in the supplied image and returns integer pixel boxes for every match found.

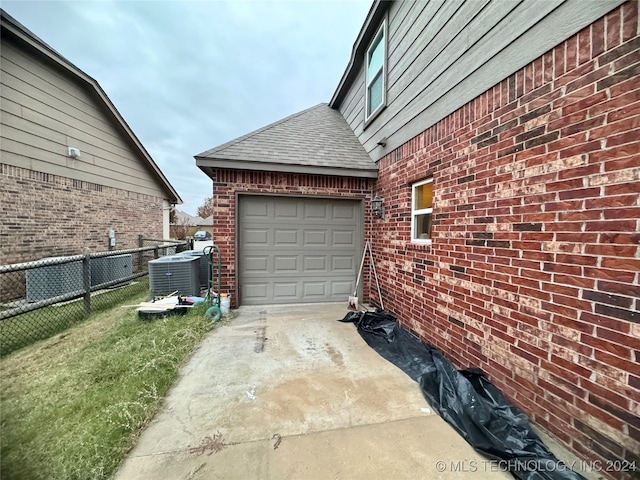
[412,178,433,243]
[365,19,386,123]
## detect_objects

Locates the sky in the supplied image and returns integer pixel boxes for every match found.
[2,0,372,216]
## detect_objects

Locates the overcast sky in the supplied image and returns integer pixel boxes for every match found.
[3,0,372,216]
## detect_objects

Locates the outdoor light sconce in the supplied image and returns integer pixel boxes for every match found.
[372,195,385,219]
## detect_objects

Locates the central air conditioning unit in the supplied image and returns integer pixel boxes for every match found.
[148,255,200,298]
[26,257,83,302]
[175,249,209,288]
[91,254,133,287]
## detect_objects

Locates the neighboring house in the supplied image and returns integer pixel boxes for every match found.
[170,209,204,239]
[197,0,638,475]
[177,210,205,226]
[196,215,213,236]
[0,10,182,266]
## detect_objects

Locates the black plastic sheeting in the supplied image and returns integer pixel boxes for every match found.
[341,310,586,480]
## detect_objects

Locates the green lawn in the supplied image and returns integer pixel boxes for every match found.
[0,293,219,480]
[0,279,149,356]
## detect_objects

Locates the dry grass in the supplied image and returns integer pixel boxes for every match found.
[0,295,220,480]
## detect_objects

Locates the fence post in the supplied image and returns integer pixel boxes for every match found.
[154,246,159,259]
[138,235,144,273]
[82,248,91,316]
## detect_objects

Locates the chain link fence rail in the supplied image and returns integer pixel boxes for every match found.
[0,239,190,356]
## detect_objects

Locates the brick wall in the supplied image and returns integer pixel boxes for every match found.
[0,163,164,265]
[373,2,639,477]
[209,169,375,307]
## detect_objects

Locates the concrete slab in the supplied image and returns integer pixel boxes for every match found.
[113,303,514,479]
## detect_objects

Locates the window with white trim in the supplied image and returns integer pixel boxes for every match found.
[365,19,386,122]
[412,178,433,243]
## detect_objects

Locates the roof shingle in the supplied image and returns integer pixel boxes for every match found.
[196,103,377,178]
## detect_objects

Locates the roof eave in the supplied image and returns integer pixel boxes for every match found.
[329,0,393,110]
[0,9,183,205]
[195,157,378,180]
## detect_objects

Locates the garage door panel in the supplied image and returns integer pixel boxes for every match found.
[273,282,298,299]
[245,256,269,271]
[244,201,269,217]
[274,229,299,245]
[303,230,327,245]
[333,230,355,245]
[274,256,298,272]
[304,203,328,219]
[243,229,269,245]
[274,202,298,219]
[239,196,361,305]
[303,282,326,297]
[304,256,326,271]
[331,281,353,295]
[244,283,269,300]
[333,203,357,220]
[332,256,355,271]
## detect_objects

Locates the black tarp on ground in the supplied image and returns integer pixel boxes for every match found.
[341,310,586,480]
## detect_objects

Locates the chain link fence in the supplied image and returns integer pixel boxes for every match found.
[0,238,191,356]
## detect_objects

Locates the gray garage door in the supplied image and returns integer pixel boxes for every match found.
[238,196,362,305]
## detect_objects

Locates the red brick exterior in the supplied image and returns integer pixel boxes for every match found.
[209,170,375,306]
[372,2,639,475]
[0,164,164,265]
[206,3,638,473]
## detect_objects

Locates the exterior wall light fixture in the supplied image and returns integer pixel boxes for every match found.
[372,195,385,219]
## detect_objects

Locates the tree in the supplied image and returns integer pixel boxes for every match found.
[169,207,191,240]
[197,196,214,219]
[172,218,191,240]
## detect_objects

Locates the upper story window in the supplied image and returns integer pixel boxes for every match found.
[365,18,387,124]
[412,178,433,243]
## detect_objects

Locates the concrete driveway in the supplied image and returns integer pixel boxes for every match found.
[114,303,514,480]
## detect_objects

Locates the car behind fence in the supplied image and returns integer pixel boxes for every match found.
[0,238,190,356]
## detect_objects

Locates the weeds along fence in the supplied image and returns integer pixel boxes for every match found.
[0,238,191,356]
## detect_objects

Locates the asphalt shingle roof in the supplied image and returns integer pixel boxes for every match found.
[172,210,204,225]
[195,103,377,178]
